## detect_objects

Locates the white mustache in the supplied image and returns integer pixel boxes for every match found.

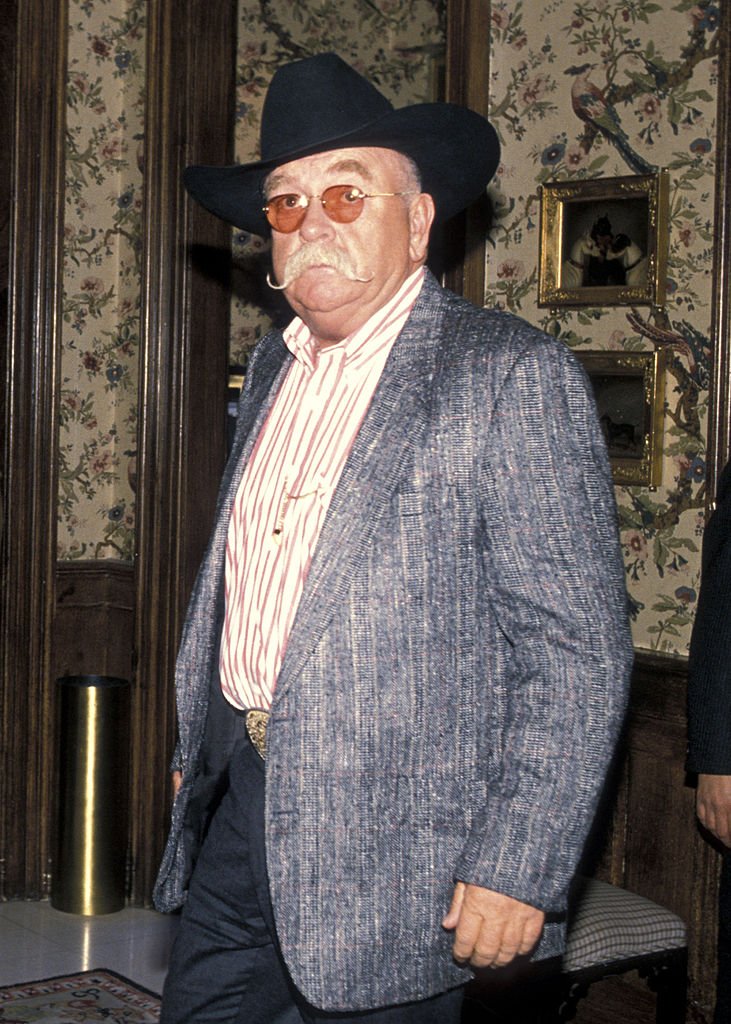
[267,242,374,290]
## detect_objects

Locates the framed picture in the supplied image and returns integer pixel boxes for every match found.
[538,172,669,308]
[576,349,665,488]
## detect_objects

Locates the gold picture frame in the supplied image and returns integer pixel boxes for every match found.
[576,349,666,488]
[538,172,669,308]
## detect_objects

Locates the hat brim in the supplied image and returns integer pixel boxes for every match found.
[184,103,500,236]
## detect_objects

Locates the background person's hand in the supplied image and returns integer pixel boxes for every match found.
[696,773,731,847]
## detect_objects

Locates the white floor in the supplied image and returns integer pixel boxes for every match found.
[0,899,178,994]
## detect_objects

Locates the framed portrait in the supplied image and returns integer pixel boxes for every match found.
[576,349,666,488]
[538,172,669,308]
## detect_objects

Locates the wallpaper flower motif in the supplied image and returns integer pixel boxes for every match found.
[59,0,146,560]
[486,0,719,652]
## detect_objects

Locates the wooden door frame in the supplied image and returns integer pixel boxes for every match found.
[444,0,491,306]
[130,0,235,903]
[0,0,67,899]
[706,1,731,505]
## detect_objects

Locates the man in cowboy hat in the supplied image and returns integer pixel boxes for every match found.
[155,52,631,1023]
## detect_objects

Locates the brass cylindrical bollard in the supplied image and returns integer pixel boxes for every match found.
[52,675,131,915]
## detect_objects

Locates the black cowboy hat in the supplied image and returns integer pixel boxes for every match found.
[184,52,501,236]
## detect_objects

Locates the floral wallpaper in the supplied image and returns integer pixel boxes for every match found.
[485,0,719,653]
[56,0,724,655]
[59,0,145,561]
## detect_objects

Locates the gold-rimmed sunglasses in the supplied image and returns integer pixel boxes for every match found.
[262,184,417,233]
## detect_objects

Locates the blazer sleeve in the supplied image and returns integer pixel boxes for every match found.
[687,461,731,775]
[455,336,633,911]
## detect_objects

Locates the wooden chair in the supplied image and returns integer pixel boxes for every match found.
[463,878,688,1023]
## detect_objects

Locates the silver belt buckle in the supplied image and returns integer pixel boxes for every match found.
[245,709,269,760]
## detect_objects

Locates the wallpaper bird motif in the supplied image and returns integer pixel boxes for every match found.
[565,63,654,174]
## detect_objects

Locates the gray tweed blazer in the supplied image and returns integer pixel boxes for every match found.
[154,271,632,1011]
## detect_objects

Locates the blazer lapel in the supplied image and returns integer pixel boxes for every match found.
[275,275,447,696]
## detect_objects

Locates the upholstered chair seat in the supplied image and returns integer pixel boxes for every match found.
[463,877,687,1023]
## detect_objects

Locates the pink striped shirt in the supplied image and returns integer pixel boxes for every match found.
[219,268,425,711]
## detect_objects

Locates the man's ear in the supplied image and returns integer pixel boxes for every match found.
[408,193,436,264]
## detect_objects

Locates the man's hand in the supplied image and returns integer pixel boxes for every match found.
[696,773,731,847]
[172,770,183,797]
[442,882,545,968]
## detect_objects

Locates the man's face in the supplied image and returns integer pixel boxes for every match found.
[266,147,434,344]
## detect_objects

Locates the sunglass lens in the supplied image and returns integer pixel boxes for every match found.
[322,185,365,223]
[266,194,306,232]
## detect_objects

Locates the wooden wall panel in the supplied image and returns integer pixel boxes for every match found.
[0,0,66,901]
[0,0,14,545]
[591,654,722,1024]
[705,1,731,500]
[443,0,491,305]
[54,562,135,683]
[130,0,236,905]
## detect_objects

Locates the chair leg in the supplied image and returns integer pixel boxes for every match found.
[537,978,588,1023]
[645,948,688,1024]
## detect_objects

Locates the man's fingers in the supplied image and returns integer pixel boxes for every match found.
[444,883,545,968]
[516,912,545,956]
[441,881,465,930]
[468,914,537,968]
[450,897,485,963]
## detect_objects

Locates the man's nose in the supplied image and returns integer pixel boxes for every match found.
[298,196,336,241]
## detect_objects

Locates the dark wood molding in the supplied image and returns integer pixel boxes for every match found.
[706,0,731,509]
[54,561,135,683]
[0,0,67,900]
[443,0,491,304]
[131,0,235,904]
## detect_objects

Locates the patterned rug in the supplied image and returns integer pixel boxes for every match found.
[0,969,160,1022]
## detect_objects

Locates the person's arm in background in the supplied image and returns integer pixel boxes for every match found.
[696,774,731,847]
[688,462,731,844]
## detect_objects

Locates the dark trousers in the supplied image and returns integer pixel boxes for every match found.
[160,733,464,1024]
[715,851,731,1024]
